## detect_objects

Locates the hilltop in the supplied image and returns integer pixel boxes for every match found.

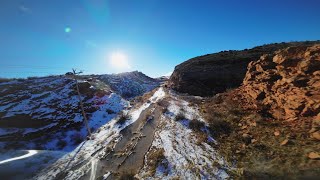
[170,40,320,96]
[0,71,160,151]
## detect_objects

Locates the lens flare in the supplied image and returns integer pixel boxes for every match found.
[65,27,71,33]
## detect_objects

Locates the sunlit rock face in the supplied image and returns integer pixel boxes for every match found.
[242,44,320,120]
[169,41,320,96]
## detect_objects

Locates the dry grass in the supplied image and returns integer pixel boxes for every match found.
[157,99,170,113]
[207,116,232,137]
[197,89,320,179]
[146,148,165,176]
[195,131,208,145]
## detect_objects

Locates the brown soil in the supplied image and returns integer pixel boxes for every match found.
[197,89,320,179]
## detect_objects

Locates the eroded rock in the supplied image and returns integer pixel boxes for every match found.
[242,45,320,120]
[170,41,320,96]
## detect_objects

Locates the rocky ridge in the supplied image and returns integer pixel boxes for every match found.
[170,41,320,96]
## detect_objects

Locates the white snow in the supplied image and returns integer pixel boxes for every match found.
[0,150,66,180]
[103,172,111,180]
[0,150,38,165]
[34,87,166,180]
[130,87,165,123]
[138,93,230,180]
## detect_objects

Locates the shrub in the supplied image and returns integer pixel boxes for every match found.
[117,112,131,125]
[147,148,165,176]
[175,112,185,121]
[118,172,136,180]
[189,119,205,132]
[207,117,232,137]
[157,99,170,107]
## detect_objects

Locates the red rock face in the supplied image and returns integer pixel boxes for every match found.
[169,41,320,96]
[242,45,320,120]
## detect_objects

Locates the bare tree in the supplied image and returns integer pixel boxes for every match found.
[71,69,92,137]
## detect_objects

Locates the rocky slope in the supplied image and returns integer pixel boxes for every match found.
[192,44,320,178]
[169,42,320,178]
[0,71,160,151]
[242,44,320,121]
[170,41,320,96]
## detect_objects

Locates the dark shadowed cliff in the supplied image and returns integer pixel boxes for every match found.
[169,41,320,96]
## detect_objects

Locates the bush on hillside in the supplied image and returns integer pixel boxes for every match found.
[117,112,131,125]
[175,112,185,121]
[189,119,205,132]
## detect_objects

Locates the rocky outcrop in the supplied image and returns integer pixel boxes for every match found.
[242,45,320,120]
[170,41,320,96]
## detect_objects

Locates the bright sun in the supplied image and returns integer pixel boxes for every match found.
[109,52,130,70]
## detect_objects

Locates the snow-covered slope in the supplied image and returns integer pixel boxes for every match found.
[34,87,166,180]
[98,71,160,99]
[0,72,159,152]
[138,91,230,179]
[1,73,232,180]
[33,87,231,180]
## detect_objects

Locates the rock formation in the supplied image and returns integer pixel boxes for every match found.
[170,41,320,96]
[242,44,320,120]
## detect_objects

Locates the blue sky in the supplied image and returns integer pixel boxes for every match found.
[0,0,319,78]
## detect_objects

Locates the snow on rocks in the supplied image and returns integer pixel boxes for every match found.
[34,87,166,180]
[138,95,230,180]
[129,87,165,124]
[0,74,152,151]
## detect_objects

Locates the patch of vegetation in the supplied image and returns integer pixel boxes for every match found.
[195,131,208,145]
[175,111,185,121]
[118,171,137,180]
[147,148,166,176]
[207,116,232,137]
[117,112,131,125]
[189,119,205,132]
[157,99,170,113]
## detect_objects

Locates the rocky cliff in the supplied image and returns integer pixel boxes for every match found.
[170,41,320,96]
[242,44,320,121]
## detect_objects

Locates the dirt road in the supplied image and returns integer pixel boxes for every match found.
[81,103,163,179]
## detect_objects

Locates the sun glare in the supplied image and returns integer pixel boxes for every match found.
[109,52,130,70]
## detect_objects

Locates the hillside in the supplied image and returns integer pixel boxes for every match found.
[0,71,160,152]
[170,43,320,178]
[170,41,320,96]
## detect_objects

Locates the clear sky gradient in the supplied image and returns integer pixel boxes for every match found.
[1,0,319,78]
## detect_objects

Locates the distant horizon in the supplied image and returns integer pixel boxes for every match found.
[1,0,320,78]
[0,39,319,79]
